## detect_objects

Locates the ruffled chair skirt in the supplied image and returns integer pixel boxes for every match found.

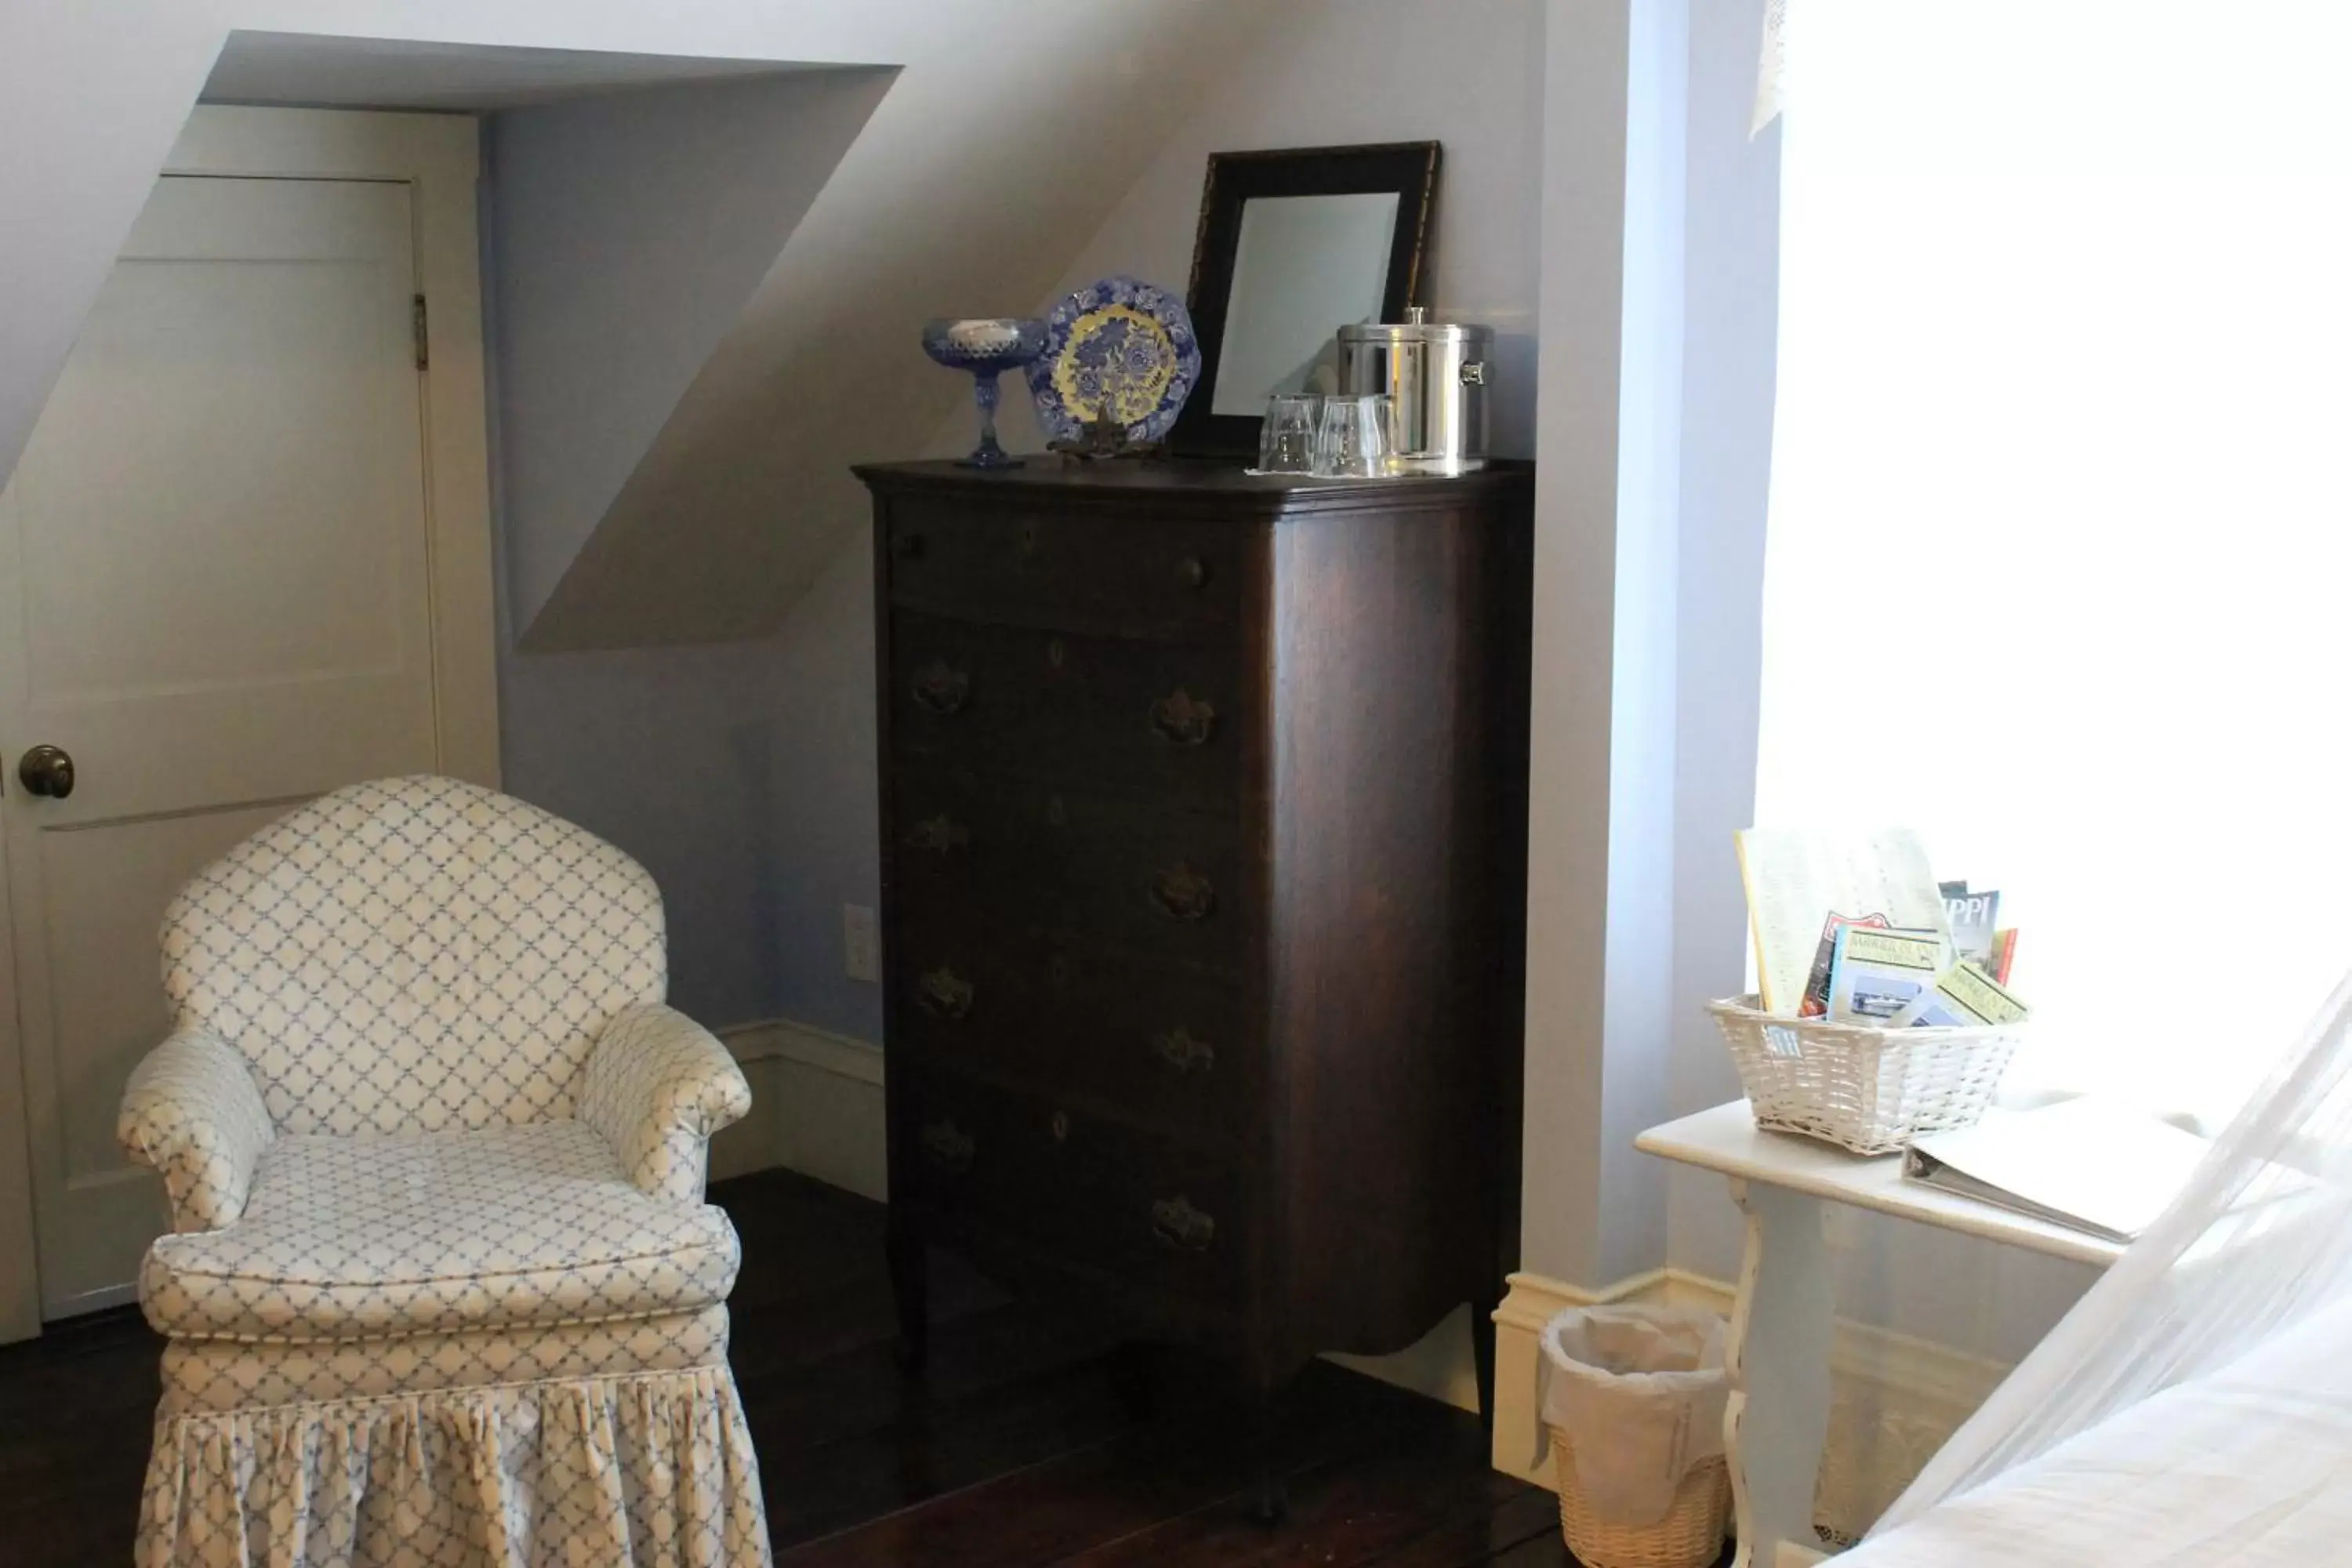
[137,1363,771,1567]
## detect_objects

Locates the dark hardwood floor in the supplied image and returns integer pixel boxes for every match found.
[0,1167,1584,1566]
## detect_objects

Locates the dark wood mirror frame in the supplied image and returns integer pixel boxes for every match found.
[1169,141,1441,459]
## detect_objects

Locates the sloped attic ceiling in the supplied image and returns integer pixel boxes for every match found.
[514,7,1283,651]
[0,1,1283,652]
[486,67,899,633]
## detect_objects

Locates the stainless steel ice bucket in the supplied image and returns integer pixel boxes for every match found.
[1334,307,1492,476]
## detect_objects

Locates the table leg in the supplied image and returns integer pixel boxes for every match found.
[1724,1176,1835,1568]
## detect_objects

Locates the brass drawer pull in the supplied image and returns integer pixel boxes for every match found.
[916,967,975,1019]
[1149,862,1215,922]
[1177,555,1209,590]
[912,661,971,714]
[1148,689,1216,747]
[1050,1109,1070,1142]
[920,1120,975,1172]
[1153,1026,1215,1074]
[1150,1196,1216,1251]
[906,815,970,854]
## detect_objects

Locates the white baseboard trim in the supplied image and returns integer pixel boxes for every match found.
[720,1017,884,1083]
[710,1018,887,1200]
[1490,1267,2009,1544]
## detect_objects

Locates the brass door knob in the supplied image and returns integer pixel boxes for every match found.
[16,745,74,800]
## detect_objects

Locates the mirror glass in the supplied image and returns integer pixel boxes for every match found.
[1208,191,1399,416]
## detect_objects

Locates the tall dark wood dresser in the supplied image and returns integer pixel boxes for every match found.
[858,459,1533,1428]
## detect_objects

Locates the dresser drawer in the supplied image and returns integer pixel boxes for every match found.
[891,915,1246,1143]
[889,613,1244,804]
[890,768,1244,969]
[884,499,1247,638]
[893,1067,1244,1306]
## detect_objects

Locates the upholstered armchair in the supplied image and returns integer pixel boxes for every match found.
[117,776,771,1567]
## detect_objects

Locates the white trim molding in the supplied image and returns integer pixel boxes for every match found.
[710,1018,887,1200]
[1490,1268,2009,1545]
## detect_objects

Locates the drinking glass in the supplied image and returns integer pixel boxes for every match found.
[1312,394,1396,478]
[1258,394,1321,473]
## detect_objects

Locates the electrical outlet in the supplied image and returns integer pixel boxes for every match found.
[843,903,882,984]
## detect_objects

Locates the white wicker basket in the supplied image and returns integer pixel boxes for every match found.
[1708,995,2024,1156]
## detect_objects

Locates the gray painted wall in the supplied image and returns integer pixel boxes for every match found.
[982,0,1546,462]
[485,74,892,1032]
[477,0,1551,1044]
[750,0,1550,1060]
[1662,0,1778,1281]
[489,69,893,635]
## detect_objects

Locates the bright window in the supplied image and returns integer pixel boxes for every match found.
[1755,3,2352,1115]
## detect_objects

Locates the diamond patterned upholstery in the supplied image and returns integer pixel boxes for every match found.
[140,1120,740,1341]
[160,775,666,1138]
[583,1001,757,1202]
[158,1306,735,1414]
[118,777,771,1566]
[119,1026,274,1234]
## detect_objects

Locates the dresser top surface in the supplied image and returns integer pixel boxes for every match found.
[855,458,1532,512]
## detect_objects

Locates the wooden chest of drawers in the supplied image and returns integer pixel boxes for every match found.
[858,459,1534,1410]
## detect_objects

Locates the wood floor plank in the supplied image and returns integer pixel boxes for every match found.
[0,1165,1569,1568]
[1055,1418,1513,1568]
[1362,1489,1567,1567]
[775,1363,1436,1568]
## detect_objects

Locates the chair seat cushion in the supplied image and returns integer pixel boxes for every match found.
[140,1120,739,1342]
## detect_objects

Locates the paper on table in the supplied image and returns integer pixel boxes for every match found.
[1904,1098,2211,1245]
[1736,828,1950,1014]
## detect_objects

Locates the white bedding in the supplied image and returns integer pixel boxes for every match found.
[1841,1299,2352,1565]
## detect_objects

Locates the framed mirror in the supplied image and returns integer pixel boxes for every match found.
[1170,141,1440,458]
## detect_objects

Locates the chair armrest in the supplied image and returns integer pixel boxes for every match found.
[117,1028,273,1233]
[581,1003,752,1201]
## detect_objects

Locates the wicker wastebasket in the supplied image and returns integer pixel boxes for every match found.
[1551,1435,1730,1568]
[1537,1305,1732,1568]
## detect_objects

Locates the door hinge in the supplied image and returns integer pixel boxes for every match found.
[412,293,429,372]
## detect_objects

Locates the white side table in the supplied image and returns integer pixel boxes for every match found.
[1636,1102,2122,1568]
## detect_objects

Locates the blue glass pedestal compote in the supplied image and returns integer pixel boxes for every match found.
[923,318,1049,469]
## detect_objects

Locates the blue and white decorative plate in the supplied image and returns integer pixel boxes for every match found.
[1025,275,1201,443]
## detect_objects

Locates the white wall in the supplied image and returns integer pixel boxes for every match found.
[0,0,1276,648]
[485,72,892,1036]
[1515,0,1692,1288]
[1661,0,1780,1293]
[491,69,892,633]
[982,0,1547,460]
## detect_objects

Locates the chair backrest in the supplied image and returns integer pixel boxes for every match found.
[161,775,667,1137]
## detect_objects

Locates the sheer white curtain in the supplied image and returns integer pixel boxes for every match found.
[1758,2,2352,1116]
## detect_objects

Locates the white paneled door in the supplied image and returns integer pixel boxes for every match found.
[0,111,498,1328]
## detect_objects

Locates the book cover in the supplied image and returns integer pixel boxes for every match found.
[1889,962,2029,1028]
[1737,829,1947,1014]
[1799,911,1893,1018]
[1941,884,2002,972]
[1827,926,1946,1022]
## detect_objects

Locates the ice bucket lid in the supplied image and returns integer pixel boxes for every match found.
[1337,307,1492,350]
